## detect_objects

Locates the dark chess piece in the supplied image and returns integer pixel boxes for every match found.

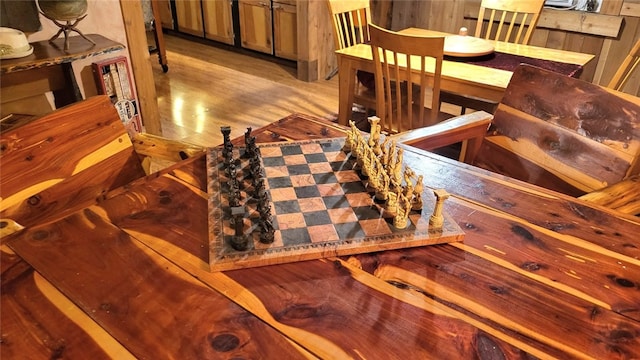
[244,127,253,146]
[245,135,258,159]
[259,217,275,244]
[227,178,241,207]
[229,206,249,250]
[227,161,237,178]
[221,126,234,161]
[221,126,232,144]
[253,176,266,197]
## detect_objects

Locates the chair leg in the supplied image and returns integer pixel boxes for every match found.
[325,67,339,80]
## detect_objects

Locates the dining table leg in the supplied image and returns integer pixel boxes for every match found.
[338,57,357,126]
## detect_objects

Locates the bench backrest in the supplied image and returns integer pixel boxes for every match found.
[474,64,640,196]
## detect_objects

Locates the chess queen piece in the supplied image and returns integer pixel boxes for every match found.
[37,0,95,51]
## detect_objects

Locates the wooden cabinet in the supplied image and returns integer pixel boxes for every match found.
[175,0,234,44]
[238,0,273,54]
[170,0,308,75]
[175,0,204,36]
[203,0,235,45]
[273,1,297,60]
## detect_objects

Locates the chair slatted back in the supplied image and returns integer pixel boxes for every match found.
[327,0,372,50]
[607,38,640,92]
[369,24,447,133]
[474,65,640,196]
[475,0,545,45]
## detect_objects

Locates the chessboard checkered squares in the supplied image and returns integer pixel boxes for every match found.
[308,224,340,242]
[327,207,358,224]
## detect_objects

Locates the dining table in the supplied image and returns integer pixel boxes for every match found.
[2,113,639,359]
[335,27,595,126]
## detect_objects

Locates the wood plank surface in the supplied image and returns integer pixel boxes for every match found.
[0,96,146,228]
[1,256,134,359]
[92,176,547,358]
[6,208,313,359]
[4,112,639,358]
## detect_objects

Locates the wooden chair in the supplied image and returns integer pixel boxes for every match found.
[607,38,640,92]
[369,24,454,134]
[475,0,545,44]
[441,0,545,114]
[326,0,376,113]
[392,64,640,214]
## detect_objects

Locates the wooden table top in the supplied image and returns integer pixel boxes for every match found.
[335,27,594,100]
[2,114,639,359]
[0,34,125,74]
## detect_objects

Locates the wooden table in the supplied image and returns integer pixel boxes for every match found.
[0,34,124,115]
[3,114,639,359]
[336,28,595,126]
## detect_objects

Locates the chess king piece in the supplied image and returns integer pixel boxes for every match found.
[429,189,450,229]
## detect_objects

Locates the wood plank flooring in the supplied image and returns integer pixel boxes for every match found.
[151,34,341,147]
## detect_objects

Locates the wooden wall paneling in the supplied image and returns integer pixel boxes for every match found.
[370,0,394,28]
[390,0,419,30]
[120,0,162,135]
[602,0,625,14]
[621,0,640,16]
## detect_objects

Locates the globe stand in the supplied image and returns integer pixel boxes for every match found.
[41,12,95,51]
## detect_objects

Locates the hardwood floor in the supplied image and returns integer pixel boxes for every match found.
[151,34,341,147]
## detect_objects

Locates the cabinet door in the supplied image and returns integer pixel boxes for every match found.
[175,0,204,37]
[273,2,296,60]
[203,0,235,45]
[238,0,273,54]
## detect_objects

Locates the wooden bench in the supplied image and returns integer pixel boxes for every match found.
[391,64,640,215]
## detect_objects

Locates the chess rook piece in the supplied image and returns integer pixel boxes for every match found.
[429,189,450,229]
[230,206,249,250]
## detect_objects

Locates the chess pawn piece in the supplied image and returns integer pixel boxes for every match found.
[393,193,412,229]
[429,189,450,229]
[412,175,424,210]
[385,189,399,214]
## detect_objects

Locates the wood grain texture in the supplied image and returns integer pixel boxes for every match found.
[476,64,640,195]
[7,208,312,359]
[0,96,146,228]
[1,261,134,359]
[352,245,640,359]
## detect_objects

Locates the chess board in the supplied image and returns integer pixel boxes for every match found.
[207,138,464,271]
